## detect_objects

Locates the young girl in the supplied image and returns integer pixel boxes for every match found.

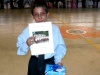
[17,1,67,75]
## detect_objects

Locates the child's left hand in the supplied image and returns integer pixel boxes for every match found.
[57,62,63,66]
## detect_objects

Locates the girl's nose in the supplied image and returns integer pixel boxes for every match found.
[38,15,42,19]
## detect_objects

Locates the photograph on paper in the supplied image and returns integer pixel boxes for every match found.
[32,31,49,44]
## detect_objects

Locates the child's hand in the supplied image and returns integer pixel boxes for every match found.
[57,62,63,66]
[26,36,35,46]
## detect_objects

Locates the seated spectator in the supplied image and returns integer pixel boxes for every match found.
[88,0,93,8]
[58,1,63,8]
[4,0,10,9]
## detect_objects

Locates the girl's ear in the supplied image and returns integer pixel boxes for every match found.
[47,12,49,17]
[31,14,33,17]
[31,14,34,19]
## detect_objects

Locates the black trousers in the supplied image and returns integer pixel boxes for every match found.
[28,56,55,75]
[0,0,4,9]
[17,0,24,9]
[10,0,14,9]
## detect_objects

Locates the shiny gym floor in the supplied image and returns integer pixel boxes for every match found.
[0,8,100,75]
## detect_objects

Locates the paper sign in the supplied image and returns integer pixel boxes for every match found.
[29,22,54,55]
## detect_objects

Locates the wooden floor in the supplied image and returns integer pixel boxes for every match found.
[0,8,100,75]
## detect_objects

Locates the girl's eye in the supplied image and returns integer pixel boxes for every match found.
[41,13,46,16]
[34,14,38,16]
[42,13,45,14]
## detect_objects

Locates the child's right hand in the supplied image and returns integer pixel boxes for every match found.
[26,36,35,46]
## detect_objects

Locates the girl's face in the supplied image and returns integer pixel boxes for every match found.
[33,7,49,23]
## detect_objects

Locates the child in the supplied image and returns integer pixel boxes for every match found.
[17,1,67,75]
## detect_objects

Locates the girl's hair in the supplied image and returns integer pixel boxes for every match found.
[31,1,48,15]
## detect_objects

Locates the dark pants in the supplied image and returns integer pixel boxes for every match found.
[82,0,86,8]
[0,0,4,9]
[10,0,14,9]
[28,56,55,75]
[17,0,24,9]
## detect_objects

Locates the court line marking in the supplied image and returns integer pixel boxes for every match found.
[50,13,100,50]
